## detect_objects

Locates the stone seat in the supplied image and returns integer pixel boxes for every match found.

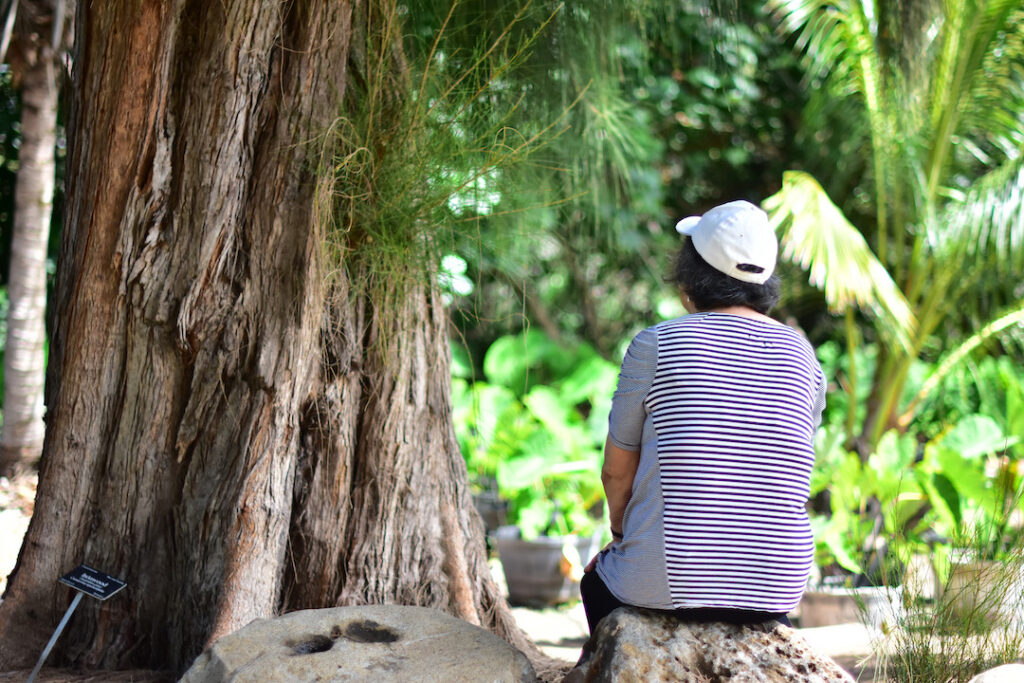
[563,607,855,682]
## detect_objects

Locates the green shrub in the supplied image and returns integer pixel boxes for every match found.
[453,329,617,539]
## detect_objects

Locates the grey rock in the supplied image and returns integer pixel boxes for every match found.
[968,664,1024,683]
[181,605,537,682]
[563,607,855,682]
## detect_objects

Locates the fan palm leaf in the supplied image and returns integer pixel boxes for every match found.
[763,171,915,350]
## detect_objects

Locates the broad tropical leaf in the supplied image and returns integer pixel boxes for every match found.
[764,171,915,349]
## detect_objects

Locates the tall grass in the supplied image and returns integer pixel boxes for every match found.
[869,512,1024,681]
[313,0,571,358]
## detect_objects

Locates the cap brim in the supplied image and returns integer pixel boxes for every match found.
[675,216,701,235]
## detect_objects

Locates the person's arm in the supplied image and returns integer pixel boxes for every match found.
[602,437,640,538]
[584,326,653,573]
[584,438,640,573]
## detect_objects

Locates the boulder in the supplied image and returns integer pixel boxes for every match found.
[563,607,855,682]
[968,664,1024,683]
[181,605,536,682]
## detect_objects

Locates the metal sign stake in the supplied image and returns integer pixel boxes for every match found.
[27,592,83,683]
[27,564,127,683]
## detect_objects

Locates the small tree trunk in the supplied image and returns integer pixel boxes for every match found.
[0,0,526,673]
[0,1,59,475]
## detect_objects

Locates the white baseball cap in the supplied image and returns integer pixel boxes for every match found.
[674,200,778,284]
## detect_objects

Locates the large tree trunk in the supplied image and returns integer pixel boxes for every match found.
[0,0,60,475]
[0,0,525,673]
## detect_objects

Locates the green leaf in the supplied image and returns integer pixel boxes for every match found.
[559,353,618,405]
[930,445,1001,516]
[1007,374,1024,442]
[482,330,573,392]
[939,414,1016,459]
[514,495,555,540]
[810,425,849,496]
[920,472,961,531]
[763,171,915,351]
[814,511,864,574]
[450,344,474,379]
[469,384,520,447]
[938,148,1024,273]
[523,385,584,447]
[497,452,550,491]
[870,429,918,472]
[829,451,865,513]
[867,430,921,510]
[902,304,1024,423]
[523,385,571,422]
[585,393,612,447]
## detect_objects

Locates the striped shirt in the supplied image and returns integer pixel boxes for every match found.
[594,312,826,613]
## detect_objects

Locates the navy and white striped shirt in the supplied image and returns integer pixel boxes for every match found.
[595,312,826,613]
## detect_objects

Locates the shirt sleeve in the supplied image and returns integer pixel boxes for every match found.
[607,326,657,451]
[811,366,827,432]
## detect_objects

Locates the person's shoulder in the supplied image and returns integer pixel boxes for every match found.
[628,322,662,351]
[780,324,817,352]
[623,316,701,360]
[771,325,824,376]
[641,314,701,341]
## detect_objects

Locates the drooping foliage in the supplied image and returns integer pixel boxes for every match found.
[425,0,805,364]
[765,0,1024,446]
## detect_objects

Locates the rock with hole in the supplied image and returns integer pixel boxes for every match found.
[181,605,536,682]
[563,607,855,682]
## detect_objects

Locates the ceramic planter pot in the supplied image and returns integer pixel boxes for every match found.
[493,528,600,606]
[472,491,508,534]
[799,585,903,631]
[944,558,1024,627]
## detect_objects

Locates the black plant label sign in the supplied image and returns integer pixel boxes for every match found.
[58,564,127,601]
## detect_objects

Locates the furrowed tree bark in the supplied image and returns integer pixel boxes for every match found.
[0,0,527,673]
[0,0,62,475]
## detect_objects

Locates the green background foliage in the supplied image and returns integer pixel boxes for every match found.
[0,5,1022,672]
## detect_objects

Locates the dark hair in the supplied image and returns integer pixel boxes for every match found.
[670,239,780,314]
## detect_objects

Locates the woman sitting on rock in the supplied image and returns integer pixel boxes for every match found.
[582,200,826,634]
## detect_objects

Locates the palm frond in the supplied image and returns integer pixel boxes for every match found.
[956,7,1024,157]
[767,0,869,97]
[763,170,915,350]
[768,0,903,258]
[923,0,1023,200]
[936,143,1024,274]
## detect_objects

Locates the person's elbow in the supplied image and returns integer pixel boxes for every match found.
[600,465,613,489]
[601,441,639,486]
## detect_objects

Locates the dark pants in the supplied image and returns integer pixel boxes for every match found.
[580,570,792,634]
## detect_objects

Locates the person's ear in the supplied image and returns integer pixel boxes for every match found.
[679,286,696,313]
